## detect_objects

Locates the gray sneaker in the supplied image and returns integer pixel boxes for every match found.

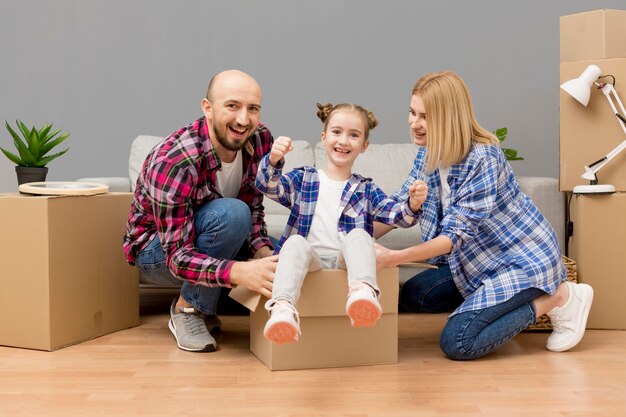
[168,299,217,352]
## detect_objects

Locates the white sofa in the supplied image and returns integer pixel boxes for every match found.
[80,135,566,283]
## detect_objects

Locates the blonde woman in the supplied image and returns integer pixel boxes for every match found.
[375,71,594,359]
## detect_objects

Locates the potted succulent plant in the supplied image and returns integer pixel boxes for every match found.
[1,120,70,185]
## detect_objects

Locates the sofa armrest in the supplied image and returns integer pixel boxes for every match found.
[77,177,132,193]
[517,176,565,253]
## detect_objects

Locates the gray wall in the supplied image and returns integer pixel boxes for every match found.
[1,0,624,192]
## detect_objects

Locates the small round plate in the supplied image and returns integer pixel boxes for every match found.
[18,181,109,196]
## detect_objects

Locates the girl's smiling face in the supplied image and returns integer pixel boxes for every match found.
[321,110,369,173]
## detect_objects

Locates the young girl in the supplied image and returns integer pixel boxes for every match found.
[375,71,594,359]
[256,102,427,345]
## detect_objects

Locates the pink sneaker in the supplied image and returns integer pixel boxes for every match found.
[263,299,301,345]
[346,281,382,327]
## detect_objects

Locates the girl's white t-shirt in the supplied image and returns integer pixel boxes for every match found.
[216,151,243,198]
[306,170,347,258]
[439,164,451,211]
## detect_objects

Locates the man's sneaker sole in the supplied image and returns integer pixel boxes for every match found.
[547,285,594,352]
[168,319,216,353]
[347,300,382,327]
[264,321,299,345]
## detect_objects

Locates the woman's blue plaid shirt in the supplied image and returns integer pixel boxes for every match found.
[392,144,565,316]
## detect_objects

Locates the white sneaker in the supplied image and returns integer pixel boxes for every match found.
[346,281,382,327]
[546,281,594,352]
[263,299,301,345]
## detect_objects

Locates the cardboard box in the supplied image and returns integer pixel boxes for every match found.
[0,193,140,350]
[569,192,626,330]
[560,58,626,192]
[230,268,399,371]
[560,9,626,62]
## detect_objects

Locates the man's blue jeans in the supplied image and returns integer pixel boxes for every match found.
[135,198,251,315]
[400,264,544,360]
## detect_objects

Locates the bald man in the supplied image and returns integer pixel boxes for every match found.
[124,70,277,352]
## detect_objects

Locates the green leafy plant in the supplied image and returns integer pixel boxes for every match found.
[1,120,70,167]
[493,127,523,161]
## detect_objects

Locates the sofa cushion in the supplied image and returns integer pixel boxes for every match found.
[517,176,565,252]
[262,140,315,218]
[129,135,164,192]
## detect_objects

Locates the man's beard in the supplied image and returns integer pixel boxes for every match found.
[214,126,251,152]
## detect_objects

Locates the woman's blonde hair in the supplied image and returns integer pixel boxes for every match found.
[412,71,498,172]
[316,102,378,141]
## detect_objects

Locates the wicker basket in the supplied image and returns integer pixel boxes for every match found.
[525,256,577,331]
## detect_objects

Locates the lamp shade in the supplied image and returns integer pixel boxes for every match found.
[560,64,602,106]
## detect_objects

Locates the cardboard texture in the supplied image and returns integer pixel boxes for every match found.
[569,193,626,330]
[560,9,626,62]
[0,193,140,350]
[230,268,399,371]
[560,58,626,192]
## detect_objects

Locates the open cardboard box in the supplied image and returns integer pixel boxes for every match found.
[230,268,400,371]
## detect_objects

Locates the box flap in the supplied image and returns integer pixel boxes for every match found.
[399,261,437,269]
[228,285,262,311]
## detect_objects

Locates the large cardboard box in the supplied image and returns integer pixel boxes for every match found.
[231,268,399,371]
[0,193,140,350]
[560,58,626,192]
[569,192,626,330]
[560,9,626,62]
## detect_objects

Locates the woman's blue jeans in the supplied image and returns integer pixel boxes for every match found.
[135,198,251,315]
[400,264,544,360]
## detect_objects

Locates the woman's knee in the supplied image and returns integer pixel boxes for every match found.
[399,278,430,312]
[399,272,461,313]
[439,322,474,361]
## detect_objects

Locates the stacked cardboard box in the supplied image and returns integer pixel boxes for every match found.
[0,193,140,350]
[560,9,626,329]
[560,9,626,192]
[569,194,626,329]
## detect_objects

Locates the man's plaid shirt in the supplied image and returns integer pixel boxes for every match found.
[123,117,273,287]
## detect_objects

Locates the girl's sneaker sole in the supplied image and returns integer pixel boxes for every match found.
[264,321,299,345]
[347,300,382,327]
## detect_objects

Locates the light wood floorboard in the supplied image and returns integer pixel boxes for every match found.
[1,294,625,417]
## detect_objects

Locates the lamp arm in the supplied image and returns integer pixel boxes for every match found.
[583,139,626,179]
[601,84,626,136]
[578,81,626,182]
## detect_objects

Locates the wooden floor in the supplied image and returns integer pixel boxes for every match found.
[1,294,626,417]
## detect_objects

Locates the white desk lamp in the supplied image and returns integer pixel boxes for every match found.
[560,64,626,194]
